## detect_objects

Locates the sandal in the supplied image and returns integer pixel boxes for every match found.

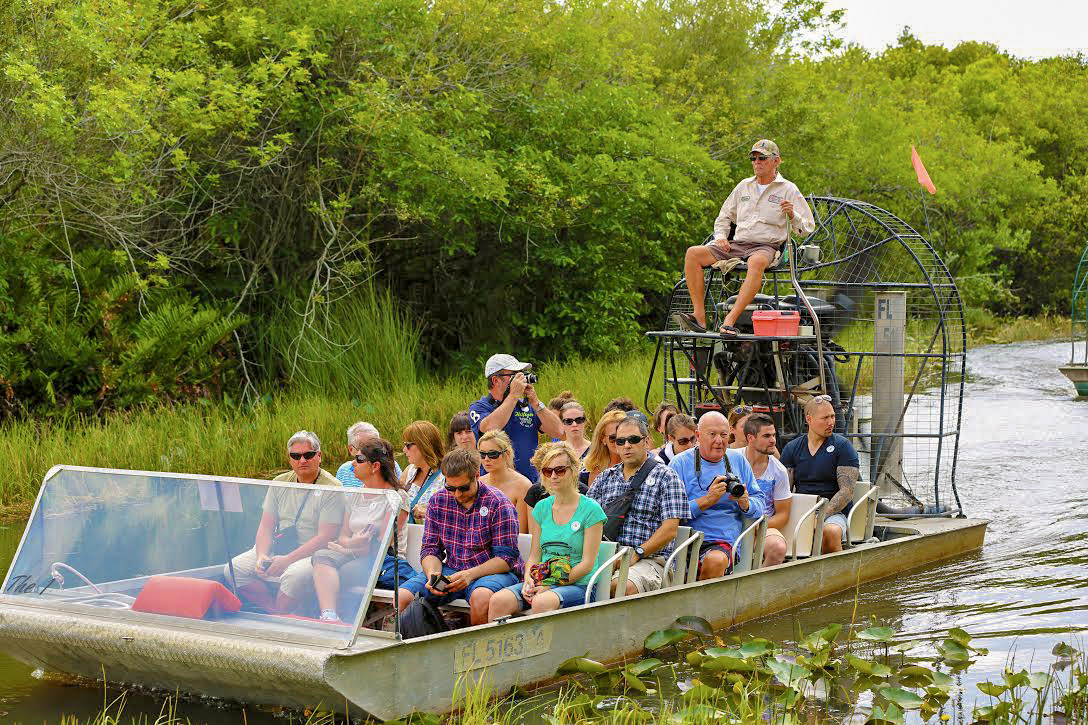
[719,324,740,337]
[673,312,706,333]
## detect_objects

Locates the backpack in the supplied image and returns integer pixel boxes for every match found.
[399,597,450,639]
[601,458,660,542]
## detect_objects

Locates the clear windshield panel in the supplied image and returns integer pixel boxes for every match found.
[1,467,397,646]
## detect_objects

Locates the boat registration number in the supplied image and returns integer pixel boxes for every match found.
[453,623,553,672]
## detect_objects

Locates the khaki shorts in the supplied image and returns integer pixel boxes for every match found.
[707,239,780,265]
[226,547,315,600]
[766,527,785,541]
[618,556,667,594]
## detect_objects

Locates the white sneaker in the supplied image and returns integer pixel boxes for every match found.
[319,609,340,622]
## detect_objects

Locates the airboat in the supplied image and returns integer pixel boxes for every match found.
[0,198,987,720]
[1059,241,1088,396]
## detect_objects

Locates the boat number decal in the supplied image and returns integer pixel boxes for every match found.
[453,623,553,673]
[4,574,53,595]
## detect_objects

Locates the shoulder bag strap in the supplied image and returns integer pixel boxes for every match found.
[409,468,440,512]
[627,457,660,495]
[285,487,313,530]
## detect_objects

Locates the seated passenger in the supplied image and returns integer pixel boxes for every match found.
[396,448,522,625]
[602,396,637,414]
[478,430,532,533]
[336,421,402,487]
[312,439,414,623]
[399,420,446,524]
[488,443,606,620]
[780,396,859,554]
[740,413,791,566]
[448,411,477,453]
[548,390,575,440]
[582,409,627,488]
[227,430,343,613]
[669,412,763,579]
[559,401,591,459]
[652,402,680,450]
[674,139,815,335]
[657,413,696,465]
[727,404,752,449]
[588,415,688,595]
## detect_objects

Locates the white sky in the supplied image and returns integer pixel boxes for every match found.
[826,0,1088,59]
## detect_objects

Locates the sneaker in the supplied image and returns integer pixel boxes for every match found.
[319,609,340,622]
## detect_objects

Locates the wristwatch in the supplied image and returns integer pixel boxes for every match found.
[634,546,646,561]
[536,401,546,411]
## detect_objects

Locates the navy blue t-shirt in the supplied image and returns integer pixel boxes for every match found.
[468,394,542,481]
[780,433,859,502]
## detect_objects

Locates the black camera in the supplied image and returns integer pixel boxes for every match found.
[713,473,746,499]
[524,373,538,384]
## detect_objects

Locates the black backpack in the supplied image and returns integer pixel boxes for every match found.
[399,597,450,639]
[601,458,660,542]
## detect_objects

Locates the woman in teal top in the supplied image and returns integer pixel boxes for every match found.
[488,442,606,619]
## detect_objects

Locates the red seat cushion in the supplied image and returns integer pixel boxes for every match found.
[132,576,242,619]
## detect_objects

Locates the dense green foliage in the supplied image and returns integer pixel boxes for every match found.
[1,0,1085,415]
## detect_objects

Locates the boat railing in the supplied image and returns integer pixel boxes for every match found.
[661,527,703,589]
[585,545,634,605]
[732,515,768,574]
[787,495,828,560]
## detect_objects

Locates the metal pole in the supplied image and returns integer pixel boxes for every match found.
[872,292,906,500]
[215,482,239,596]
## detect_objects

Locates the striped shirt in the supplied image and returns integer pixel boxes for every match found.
[419,483,523,576]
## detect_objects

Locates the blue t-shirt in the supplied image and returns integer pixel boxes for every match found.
[336,459,403,488]
[780,433,859,502]
[668,447,764,547]
[468,394,542,481]
[532,495,607,586]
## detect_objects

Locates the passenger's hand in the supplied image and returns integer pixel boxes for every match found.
[413,504,427,522]
[521,580,537,602]
[262,556,290,578]
[729,489,750,512]
[706,478,728,505]
[509,373,528,399]
[780,200,794,220]
[445,570,473,593]
[713,237,731,252]
[327,541,348,553]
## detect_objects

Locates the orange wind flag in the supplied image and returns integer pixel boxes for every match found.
[911,145,936,194]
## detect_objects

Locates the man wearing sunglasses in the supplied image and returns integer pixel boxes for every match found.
[227,430,343,613]
[397,447,522,625]
[469,353,563,481]
[588,415,688,595]
[675,139,815,336]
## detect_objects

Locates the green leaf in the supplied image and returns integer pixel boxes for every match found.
[977,681,1007,697]
[701,655,755,673]
[897,665,935,683]
[681,683,723,704]
[936,639,971,663]
[867,702,905,724]
[644,629,689,651]
[622,670,649,693]
[671,616,714,638]
[767,657,811,688]
[857,626,896,642]
[802,623,842,652]
[626,659,664,676]
[686,651,707,667]
[879,686,925,709]
[556,656,608,675]
[738,639,774,658]
[1027,671,1051,690]
[931,670,954,687]
[846,653,891,677]
[946,627,972,647]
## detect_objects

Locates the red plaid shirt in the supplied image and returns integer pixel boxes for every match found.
[420,483,523,576]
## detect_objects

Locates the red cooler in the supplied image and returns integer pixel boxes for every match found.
[751,310,800,337]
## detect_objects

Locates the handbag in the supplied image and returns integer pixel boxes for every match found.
[271,489,313,556]
[601,458,660,542]
[529,542,574,586]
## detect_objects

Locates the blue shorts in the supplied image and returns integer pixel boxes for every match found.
[401,565,519,604]
[824,513,849,543]
[502,581,593,610]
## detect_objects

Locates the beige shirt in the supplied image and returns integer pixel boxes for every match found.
[263,468,344,542]
[713,173,815,246]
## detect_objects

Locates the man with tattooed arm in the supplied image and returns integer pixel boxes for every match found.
[779,396,860,553]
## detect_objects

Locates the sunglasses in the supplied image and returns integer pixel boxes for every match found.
[731,405,753,416]
[614,435,644,446]
[750,154,772,161]
[289,451,318,461]
[445,482,473,493]
[814,394,832,402]
[673,435,695,446]
[479,450,504,460]
[354,454,379,465]
[540,464,571,478]
[562,416,586,425]
[403,441,416,449]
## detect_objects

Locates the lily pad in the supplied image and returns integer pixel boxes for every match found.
[701,655,755,673]
[1027,671,1051,690]
[879,686,925,709]
[671,616,714,638]
[622,670,649,693]
[681,683,723,704]
[626,659,664,676]
[946,627,972,647]
[867,702,905,724]
[897,665,935,683]
[931,670,954,687]
[846,653,891,677]
[685,651,706,667]
[738,639,774,658]
[644,628,689,651]
[977,681,1006,697]
[857,626,897,642]
[556,656,608,675]
[767,657,811,688]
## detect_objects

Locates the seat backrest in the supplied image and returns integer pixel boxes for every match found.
[848,481,877,543]
[517,533,533,563]
[406,523,425,572]
[782,493,822,558]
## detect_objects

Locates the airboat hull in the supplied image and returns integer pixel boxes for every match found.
[0,516,986,720]
[1059,364,1088,396]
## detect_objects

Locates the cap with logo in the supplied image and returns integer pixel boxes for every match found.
[484,354,532,378]
[751,139,780,157]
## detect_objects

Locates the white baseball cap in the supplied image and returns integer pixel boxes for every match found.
[484,354,532,378]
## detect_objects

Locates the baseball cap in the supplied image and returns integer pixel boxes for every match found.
[484,354,532,378]
[751,139,780,157]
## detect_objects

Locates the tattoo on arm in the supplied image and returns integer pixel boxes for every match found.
[827,466,859,515]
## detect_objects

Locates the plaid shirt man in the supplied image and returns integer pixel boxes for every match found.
[420,483,523,576]
[588,461,689,557]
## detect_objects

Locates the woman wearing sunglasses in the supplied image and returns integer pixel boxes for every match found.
[311,439,415,624]
[478,430,531,534]
[652,401,680,448]
[447,411,477,453]
[400,421,446,523]
[582,409,627,488]
[559,401,591,459]
[657,413,697,465]
[488,442,606,620]
[728,405,753,449]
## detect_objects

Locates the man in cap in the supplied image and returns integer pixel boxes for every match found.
[675,139,816,335]
[469,354,563,480]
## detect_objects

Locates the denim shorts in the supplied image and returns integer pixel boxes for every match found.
[502,581,593,609]
[824,513,849,543]
[401,565,519,604]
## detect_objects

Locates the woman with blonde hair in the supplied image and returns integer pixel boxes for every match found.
[478,430,532,533]
[399,420,446,523]
[488,442,606,620]
[582,409,627,488]
[559,401,591,459]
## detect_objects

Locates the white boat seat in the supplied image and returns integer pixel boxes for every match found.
[782,493,827,559]
[732,515,767,574]
[584,541,633,604]
[660,525,703,589]
[845,482,878,548]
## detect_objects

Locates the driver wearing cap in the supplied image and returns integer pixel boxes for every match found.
[675,139,815,336]
[469,354,563,481]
